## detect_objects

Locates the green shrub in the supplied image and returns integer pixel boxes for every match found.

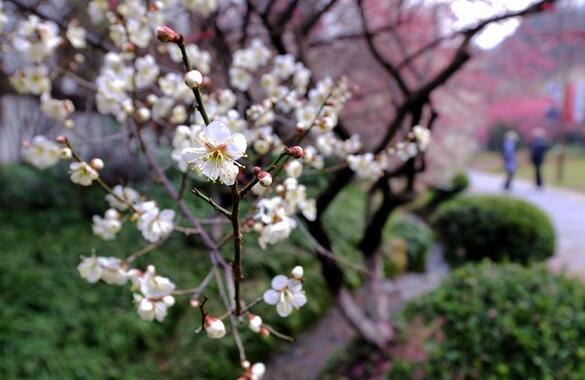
[431,195,555,264]
[403,262,585,379]
[386,214,433,273]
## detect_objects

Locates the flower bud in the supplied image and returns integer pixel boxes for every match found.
[190,298,200,308]
[259,326,270,337]
[64,119,75,129]
[90,158,104,170]
[248,313,263,333]
[204,316,226,339]
[156,25,182,43]
[241,360,251,369]
[60,148,72,159]
[285,146,304,159]
[136,107,151,122]
[56,135,68,144]
[184,70,203,89]
[258,172,272,187]
[291,266,304,280]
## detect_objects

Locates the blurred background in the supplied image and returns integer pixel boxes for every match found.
[1,0,585,379]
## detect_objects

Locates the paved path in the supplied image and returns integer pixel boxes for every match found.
[470,171,585,277]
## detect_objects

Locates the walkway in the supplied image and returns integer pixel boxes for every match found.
[470,171,585,277]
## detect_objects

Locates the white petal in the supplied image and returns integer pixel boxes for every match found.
[226,133,247,159]
[205,121,231,145]
[271,275,289,291]
[276,300,293,317]
[199,159,221,181]
[288,279,303,293]
[182,146,206,162]
[263,289,280,305]
[218,163,239,186]
[291,292,307,308]
[159,209,175,222]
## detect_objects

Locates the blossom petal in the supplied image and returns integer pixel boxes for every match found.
[288,279,303,293]
[276,300,293,317]
[271,275,289,291]
[159,209,175,222]
[205,121,231,145]
[263,289,280,305]
[291,292,307,308]
[226,133,247,159]
[181,146,206,162]
[218,163,239,186]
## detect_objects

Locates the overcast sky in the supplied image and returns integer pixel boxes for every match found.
[448,0,538,49]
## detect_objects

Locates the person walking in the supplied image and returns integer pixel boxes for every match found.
[502,131,519,191]
[530,128,549,189]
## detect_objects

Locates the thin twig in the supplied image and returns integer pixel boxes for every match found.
[191,187,232,218]
[231,183,243,316]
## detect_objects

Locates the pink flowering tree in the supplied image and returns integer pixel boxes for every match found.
[1,0,557,375]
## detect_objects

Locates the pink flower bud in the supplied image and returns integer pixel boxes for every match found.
[56,135,68,144]
[156,25,182,43]
[286,146,304,159]
[258,172,272,187]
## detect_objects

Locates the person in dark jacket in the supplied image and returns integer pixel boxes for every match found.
[502,131,519,190]
[530,128,549,188]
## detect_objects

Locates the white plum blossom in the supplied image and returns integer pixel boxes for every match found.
[183,0,218,17]
[136,201,175,243]
[229,67,253,91]
[98,256,128,285]
[66,21,87,48]
[347,153,384,180]
[10,65,51,95]
[22,135,61,169]
[254,197,297,249]
[13,15,62,63]
[69,161,99,186]
[105,185,141,211]
[77,255,102,283]
[413,125,431,151]
[40,92,75,121]
[272,54,296,79]
[285,160,303,178]
[133,265,176,322]
[77,255,128,285]
[134,293,176,322]
[263,271,307,317]
[134,55,160,89]
[181,120,247,185]
[92,209,122,240]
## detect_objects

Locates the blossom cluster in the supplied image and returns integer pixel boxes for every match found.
[7,1,438,373]
[347,125,432,181]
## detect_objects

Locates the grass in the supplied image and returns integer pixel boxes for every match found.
[470,146,585,193]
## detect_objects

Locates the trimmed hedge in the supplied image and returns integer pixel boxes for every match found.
[386,214,434,274]
[431,195,555,264]
[402,262,585,379]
